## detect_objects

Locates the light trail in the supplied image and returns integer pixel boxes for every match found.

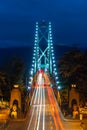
[36,87,42,130]
[34,78,42,130]
[27,88,38,130]
[52,88,64,130]
[47,86,65,130]
[43,87,45,130]
[30,88,36,106]
[47,86,58,130]
[27,72,64,130]
[34,87,40,130]
[34,87,38,105]
[34,73,43,130]
[27,88,37,130]
[37,86,40,104]
[28,73,42,130]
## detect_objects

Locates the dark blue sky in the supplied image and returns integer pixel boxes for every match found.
[0,0,87,48]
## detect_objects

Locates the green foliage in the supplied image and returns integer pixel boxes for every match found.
[58,49,87,92]
[0,56,28,100]
[0,71,10,100]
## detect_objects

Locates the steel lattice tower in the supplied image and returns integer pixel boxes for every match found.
[29,21,59,88]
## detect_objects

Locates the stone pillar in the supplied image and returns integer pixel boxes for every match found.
[10,85,21,110]
[69,87,79,108]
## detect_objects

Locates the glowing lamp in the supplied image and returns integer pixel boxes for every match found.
[14,84,19,88]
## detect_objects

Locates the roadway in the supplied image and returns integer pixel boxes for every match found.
[5,85,82,130]
[5,72,82,130]
[6,72,64,130]
[27,72,64,130]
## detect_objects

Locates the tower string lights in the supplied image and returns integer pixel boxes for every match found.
[28,21,60,90]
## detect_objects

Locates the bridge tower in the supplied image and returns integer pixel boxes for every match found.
[29,21,59,89]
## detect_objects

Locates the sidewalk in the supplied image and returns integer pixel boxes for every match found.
[4,112,87,130]
[58,107,85,130]
[63,121,82,130]
[0,119,9,130]
[62,115,87,130]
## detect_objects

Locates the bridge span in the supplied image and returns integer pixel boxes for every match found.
[27,72,64,130]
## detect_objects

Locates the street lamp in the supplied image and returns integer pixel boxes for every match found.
[71,84,76,88]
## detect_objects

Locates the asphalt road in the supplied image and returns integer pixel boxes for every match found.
[6,86,64,130]
[27,87,57,130]
[5,73,82,130]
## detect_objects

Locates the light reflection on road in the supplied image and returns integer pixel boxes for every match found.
[27,73,64,130]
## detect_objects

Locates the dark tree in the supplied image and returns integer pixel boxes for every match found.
[58,49,87,92]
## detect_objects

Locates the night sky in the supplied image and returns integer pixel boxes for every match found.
[0,0,87,48]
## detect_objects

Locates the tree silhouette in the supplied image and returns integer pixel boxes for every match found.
[58,49,87,92]
[0,56,28,100]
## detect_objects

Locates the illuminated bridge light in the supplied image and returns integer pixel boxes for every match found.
[32,60,35,63]
[33,57,35,59]
[28,86,31,90]
[56,77,58,79]
[49,28,51,31]
[53,60,55,63]
[53,64,56,67]
[34,46,36,49]
[31,68,34,71]
[30,70,33,75]
[58,86,61,90]
[35,40,37,42]
[36,28,38,31]
[54,68,56,71]
[35,34,38,36]
[52,56,55,59]
[35,31,38,34]
[30,76,32,80]
[56,81,60,84]
[55,72,58,75]
[29,81,32,84]
[35,32,38,35]
[32,64,34,67]
[51,46,53,49]
[36,25,38,28]
[51,50,54,53]
[35,37,37,40]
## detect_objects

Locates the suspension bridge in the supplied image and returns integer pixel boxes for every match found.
[27,21,65,130]
[6,21,82,130]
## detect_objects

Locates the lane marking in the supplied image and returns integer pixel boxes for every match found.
[30,88,36,106]
[27,88,38,130]
[36,87,42,130]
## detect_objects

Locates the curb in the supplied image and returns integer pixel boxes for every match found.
[0,119,10,130]
[10,118,26,122]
